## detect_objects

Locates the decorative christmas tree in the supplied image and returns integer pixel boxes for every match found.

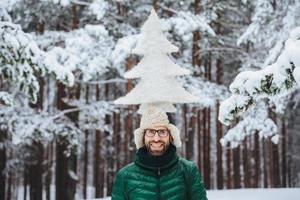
[114,8,198,113]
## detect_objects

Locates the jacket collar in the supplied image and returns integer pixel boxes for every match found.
[134,144,179,171]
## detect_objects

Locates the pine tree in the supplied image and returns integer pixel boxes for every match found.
[219,27,300,126]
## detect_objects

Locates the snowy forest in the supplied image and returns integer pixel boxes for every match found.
[1,0,300,199]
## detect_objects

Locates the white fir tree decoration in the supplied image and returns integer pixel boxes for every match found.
[114,8,198,113]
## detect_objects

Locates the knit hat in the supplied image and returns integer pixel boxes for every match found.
[134,106,182,149]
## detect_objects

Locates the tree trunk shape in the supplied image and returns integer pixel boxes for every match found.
[83,130,89,198]
[254,132,260,188]
[263,140,268,188]
[29,142,43,200]
[242,138,249,188]
[94,84,104,197]
[56,82,78,200]
[216,101,224,189]
[45,143,53,200]
[0,147,6,200]
[83,84,90,198]
[226,145,232,189]
[233,146,241,188]
[269,109,280,187]
[281,119,287,187]
[197,110,203,173]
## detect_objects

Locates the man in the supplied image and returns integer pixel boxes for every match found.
[112,106,207,200]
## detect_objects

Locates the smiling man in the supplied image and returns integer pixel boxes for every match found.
[112,106,207,200]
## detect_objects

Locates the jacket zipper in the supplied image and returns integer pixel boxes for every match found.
[157,168,161,200]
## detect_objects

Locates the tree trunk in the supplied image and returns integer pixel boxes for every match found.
[197,110,203,172]
[23,169,27,200]
[56,82,78,200]
[83,84,90,198]
[56,139,69,200]
[269,109,280,187]
[216,102,223,189]
[226,145,232,189]
[124,57,135,163]
[152,0,158,11]
[27,77,44,200]
[254,132,260,188]
[71,4,78,30]
[263,140,268,187]
[94,84,104,198]
[29,142,43,200]
[281,119,287,187]
[7,170,12,200]
[45,143,53,200]
[233,146,241,188]
[242,138,250,188]
[94,129,103,198]
[0,147,6,200]
[83,130,89,198]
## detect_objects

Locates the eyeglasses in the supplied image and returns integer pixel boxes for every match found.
[144,129,170,137]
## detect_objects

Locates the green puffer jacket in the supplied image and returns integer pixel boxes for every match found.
[112,144,207,200]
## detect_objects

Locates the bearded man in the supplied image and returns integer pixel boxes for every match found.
[112,106,207,200]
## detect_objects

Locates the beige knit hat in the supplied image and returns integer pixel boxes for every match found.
[134,106,182,149]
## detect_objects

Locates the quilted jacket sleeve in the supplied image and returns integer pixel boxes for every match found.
[111,171,127,200]
[189,164,208,200]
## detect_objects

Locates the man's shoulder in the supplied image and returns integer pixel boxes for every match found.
[116,162,137,177]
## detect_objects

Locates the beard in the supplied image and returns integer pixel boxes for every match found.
[145,141,170,156]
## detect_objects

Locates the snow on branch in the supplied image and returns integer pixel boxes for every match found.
[163,11,216,38]
[237,0,274,46]
[219,27,300,125]
[35,24,114,82]
[220,102,278,148]
[0,22,74,104]
[0,91,13,106]
[0,107,81,156]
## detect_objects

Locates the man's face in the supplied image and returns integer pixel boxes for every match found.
[144,125,172,156]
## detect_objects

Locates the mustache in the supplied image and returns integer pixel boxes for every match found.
[149,141,165,144]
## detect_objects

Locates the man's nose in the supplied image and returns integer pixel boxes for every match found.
[153,132,161,141]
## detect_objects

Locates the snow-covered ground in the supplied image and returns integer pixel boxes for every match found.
[95,188,300,200]
[206,188,300,200]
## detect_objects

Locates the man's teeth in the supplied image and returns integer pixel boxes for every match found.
[151,143,163,147]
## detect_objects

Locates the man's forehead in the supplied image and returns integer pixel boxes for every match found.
[150,125,168,130]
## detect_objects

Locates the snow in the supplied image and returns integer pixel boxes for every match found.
[0,21,74,103]
[220,102,278,148]
[94,188,300,200]
[112,34,139,69]
[163,11,216,38]
[50,0,71,7]
[219,26,300,126]
[35,24,114,82]
[219,94,253,125]
[294,67,300,85]
[0,91,13,106]
[237,0,273,46]
[207,188,300,200]
[88,0,108,20]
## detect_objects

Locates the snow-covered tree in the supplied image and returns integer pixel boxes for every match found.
[35,24,114,82]
[0,21,74,106]
[219,27,300,126]
[114,8,199,113]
